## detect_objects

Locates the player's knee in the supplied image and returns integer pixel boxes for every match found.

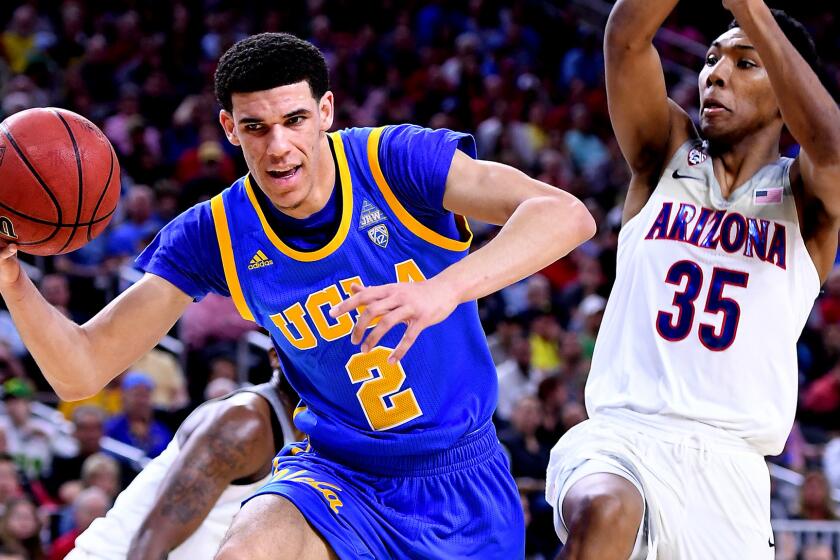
[566,491,641,540]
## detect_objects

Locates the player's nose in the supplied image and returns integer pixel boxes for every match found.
[265,125,293,158]
[705,59,730,88]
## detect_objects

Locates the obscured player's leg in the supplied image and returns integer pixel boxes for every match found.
[214,495,337,560]
[560,473,644,560]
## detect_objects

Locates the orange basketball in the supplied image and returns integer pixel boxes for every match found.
[0,107,120,255]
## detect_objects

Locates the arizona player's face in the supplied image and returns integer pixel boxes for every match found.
[220,81,335,216]
[698,28,782,144]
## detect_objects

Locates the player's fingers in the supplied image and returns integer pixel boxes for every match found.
[351,298,398,345]
[330,284,381,317]
[0,244,18,259]
[389,322,423,363]
[361,307,412,353]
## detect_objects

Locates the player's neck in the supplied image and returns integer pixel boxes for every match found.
[708,129,780,198]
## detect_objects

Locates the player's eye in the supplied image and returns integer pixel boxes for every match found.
[705,54,718,67]
[737,59,756,69]
[287,116,305,126]
[244,123,265,132]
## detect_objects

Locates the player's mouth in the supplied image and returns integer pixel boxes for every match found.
[702,99,730,116]
[266,165,301,184]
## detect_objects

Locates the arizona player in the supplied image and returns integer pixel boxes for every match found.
[546,1,840,559]
[0,34,595,559]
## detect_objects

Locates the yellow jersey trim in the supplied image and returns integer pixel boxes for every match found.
[243,132,353,262]
[366,126,473,252]
[210,195,255,322]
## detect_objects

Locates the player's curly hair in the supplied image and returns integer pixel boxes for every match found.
[214,33,329,112]
[728,10,828,89]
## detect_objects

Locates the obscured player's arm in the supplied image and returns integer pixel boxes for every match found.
[605,0,695,222]
[128,403,274,560]
[723,2,840,221]
[331,150,595,362]
[0,252,191,400]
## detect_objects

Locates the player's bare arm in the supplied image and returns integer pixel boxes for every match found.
[0,251,192,400]
[606,0,697,223]
[723,0,840,279]
[330,150,595,362]
[127,397,275,560]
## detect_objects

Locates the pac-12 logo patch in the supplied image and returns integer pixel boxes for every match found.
[687,147,708,166]
[367,224,389,248]
[0,217,17,239]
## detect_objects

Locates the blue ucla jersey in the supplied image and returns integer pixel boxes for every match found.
[210,127,497,460]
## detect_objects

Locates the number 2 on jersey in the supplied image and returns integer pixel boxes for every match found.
[656,261,749,351]
[345,347,423,431]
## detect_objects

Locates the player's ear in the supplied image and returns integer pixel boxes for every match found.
[318,91,334,132]
[219,110,240,146]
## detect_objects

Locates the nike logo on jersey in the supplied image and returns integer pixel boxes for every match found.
[645,201,787,270]
[248,249,274,270]
[768,537,775,548]
[672,169,704,182]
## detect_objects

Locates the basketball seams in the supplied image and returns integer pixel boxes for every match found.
[53,111,85,253]
[87,144,116,242]
[0,121,63,245]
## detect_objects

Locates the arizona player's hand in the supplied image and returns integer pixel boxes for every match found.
[0,243,21,287]
[329,279,460,363]
[722,0,760,12]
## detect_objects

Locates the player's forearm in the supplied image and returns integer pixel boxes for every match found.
[0,269,101,400]
[605,0,680,50]
[729,1,840,165]
[436,195,595,304]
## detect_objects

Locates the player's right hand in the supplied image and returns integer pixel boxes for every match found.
[0,243,22,287]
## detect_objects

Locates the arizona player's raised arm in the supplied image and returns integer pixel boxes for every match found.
[723,0,840,276]
[0,249,192,400]
[605,0,695,221]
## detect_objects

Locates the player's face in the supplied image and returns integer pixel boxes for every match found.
[220,81,334,216]
[698,28,782,144]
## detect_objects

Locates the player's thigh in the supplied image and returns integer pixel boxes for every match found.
[214,494,337,560]
[562,472,644,546]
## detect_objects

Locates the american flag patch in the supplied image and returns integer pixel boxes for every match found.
[754,187,783,206]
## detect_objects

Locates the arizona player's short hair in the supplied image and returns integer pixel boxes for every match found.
[728,10,827,89]
[214,32,330,112]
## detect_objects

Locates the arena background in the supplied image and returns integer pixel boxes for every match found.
[0,1,838,558]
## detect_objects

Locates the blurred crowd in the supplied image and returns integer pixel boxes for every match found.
[0,0,839,558]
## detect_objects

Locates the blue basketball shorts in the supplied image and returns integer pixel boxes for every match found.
[244,421,524,559]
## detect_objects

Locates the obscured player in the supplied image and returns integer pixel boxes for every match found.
[67,360,295,559]
[0,33,594,559]
[546,1,840,558]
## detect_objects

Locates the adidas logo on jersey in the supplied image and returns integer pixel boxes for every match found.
[248,250,274,270]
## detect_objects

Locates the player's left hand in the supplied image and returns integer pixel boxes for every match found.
[329,279,460,363]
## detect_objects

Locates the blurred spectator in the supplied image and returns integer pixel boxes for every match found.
[0,455,23,513]
[204,377,238,401]
[47,487,109,560]
[0,379,55,479]
[104,373,172,459]
[801,543,836,560]
[496,335,545,422]
[180,293,257,351]
[0,497,43,560]
[794,471,838,521]
[499,396,551,480]
[105,185,163,264]
[130,350,188,411]
[43,407,135,505]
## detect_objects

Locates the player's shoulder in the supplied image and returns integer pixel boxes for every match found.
[179,390,270,444]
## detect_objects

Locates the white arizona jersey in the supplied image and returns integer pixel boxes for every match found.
[68,384,294,560]
[586,140,820,455]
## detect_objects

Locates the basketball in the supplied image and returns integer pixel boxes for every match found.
[0,107,120,256]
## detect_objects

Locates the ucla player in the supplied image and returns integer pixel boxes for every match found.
[546,1,840,559]
[0,33,595,559]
